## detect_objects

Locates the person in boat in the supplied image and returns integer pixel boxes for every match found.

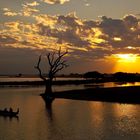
[3,108,8,112]
[16,108,19,114]
[9,107,13,113]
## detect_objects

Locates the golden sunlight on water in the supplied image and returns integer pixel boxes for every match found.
[89,102,140,139]
[103,82,140,87]
[89,102,104,128]
[113,104,137,117]
[112,104,140,135]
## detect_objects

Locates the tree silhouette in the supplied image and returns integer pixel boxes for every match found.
[35,47,68,99]
[84,71,103,80]
[113,72,137,81]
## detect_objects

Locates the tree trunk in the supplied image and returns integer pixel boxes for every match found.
[45,82,52,95]
[43,79,54,102]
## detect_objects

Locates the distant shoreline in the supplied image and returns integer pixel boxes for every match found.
[1,78,140,86]
[0,79,93,86]
[1,79,140,87]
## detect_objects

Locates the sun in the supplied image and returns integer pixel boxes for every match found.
[110,53,140,73]
[115,54,138,63]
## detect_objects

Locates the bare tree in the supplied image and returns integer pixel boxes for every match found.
[35,47,68,98]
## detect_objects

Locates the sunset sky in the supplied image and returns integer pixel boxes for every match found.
[1,0,140,74]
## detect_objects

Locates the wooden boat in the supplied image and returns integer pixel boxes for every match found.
[0,108,19,117]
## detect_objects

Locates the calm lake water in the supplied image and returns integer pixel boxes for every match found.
[0,78,140,140]
[0,77,83,82]
[1,77,140,89]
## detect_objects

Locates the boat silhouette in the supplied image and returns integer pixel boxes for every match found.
[0,108,19,117]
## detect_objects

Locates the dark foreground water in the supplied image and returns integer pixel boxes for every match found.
[0,87,140,140]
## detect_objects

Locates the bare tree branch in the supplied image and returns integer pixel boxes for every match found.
[47,53,52,67]
[50,52,55,64]
[52,60,68,74]
[35,47,68,86]
[52,50,68,68]
[35,55,47,82]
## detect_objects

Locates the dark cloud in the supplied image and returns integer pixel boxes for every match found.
[96,15,140,51]
[123,15,138,28]
[39,24,90,47]
[38,13,92,47]
[99,16,127,37]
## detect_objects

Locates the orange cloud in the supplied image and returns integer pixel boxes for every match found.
[41,0,70,4]
[21,2,39,17]
[3,8,18,16]
[26,1,40,6]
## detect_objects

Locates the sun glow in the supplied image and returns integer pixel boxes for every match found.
[106,53,140,73]
[115,54,138,63]
[110,53,140,72]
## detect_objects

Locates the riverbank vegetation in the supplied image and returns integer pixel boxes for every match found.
[1,71,140,86]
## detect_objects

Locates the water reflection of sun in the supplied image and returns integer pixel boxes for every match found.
[109,53,140,72]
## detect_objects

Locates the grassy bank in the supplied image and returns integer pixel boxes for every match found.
[53,86,140,104]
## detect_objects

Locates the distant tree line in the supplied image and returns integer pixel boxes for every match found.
[83,71,140,82]
[83,71,103,80]
[113,72,139,81]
